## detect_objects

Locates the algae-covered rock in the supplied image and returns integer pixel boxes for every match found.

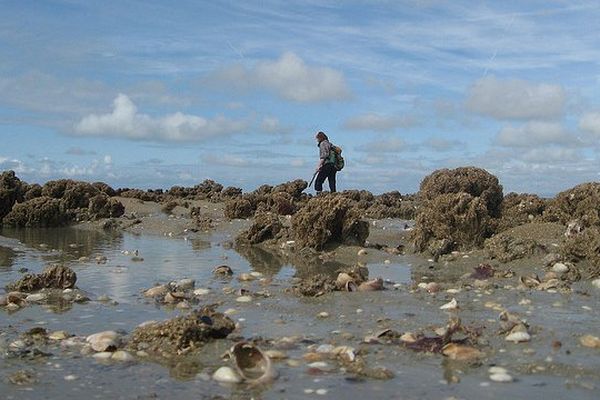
[291,194,369,250]
[419,166,503,217]
[224,198,254,219]
[6,265,77,292]
[497,192,547,232]
[236,212,287,245]
[560,226,600,278]
[412,192,496,253]
[128,306,235,356]
[23,183,42,201]
[543,182,600,227]
[0,170,25,220]
[3,196,73,227]
[88,193,125,219]
[485,232,546,262]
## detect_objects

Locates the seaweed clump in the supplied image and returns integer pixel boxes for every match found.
[291,193,369,250]
[6,265,77,292]
[128,306,235,356]
[411,167,503,255]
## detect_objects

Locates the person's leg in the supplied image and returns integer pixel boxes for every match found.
[314,168,327,193]
[328,166,336,192]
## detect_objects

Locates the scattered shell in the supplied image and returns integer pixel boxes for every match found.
[86,331,121,352]
[25,293,47,302]
[193,288,210,296]
[490,372,513,382]
[317,312,329,318]
[579,334,600,348]
[336,272,354,287]
[357,249,368,256]
[505,331,531,343]
[212,366,242,383]
[400,332,417,343]
[358,278,384,291]
[442,343,484,361]
[231,341,277,384]
[111,350,135,362]
[144,285,167,297]
[440,298,458,310]
[48,331,69,340]
[213,265,233,276]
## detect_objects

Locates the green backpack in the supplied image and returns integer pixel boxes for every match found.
[330,144,344,171]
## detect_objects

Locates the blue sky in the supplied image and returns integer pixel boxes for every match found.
[1,0,600,196]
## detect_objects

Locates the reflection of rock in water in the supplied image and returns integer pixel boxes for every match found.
[0,245,16,268]
[234,244,285,276]
[234,243,350,279]
[190,239,211,251]
[0,227,123,261]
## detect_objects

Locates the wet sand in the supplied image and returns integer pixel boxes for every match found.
[1,197,599,399]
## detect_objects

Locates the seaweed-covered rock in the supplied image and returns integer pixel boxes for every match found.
[224,198,254,219]
[0,170,25,220]
[543,183,600,227]
[221,186,243,199]
[291,194,369,250]
[92,181,116,197]
[236,212,287,245]
[23,183,42,201]
[272,179,308,199]
[6,265,77,292]
[411,192,495,253]
[117,188,162,202]
[365,191,417,219]
[128,306,235,356]
[497,193,547,232]
[419,167,503,217]
[3,196,72,227]
[88,193,125,219]
[484,232,546,262]
[194,179,223,201]
[560,226,600,278]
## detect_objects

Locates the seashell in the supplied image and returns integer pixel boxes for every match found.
[579,334,600,348]
[440,298,458,310]
[345,280,358,292]
[400,332,417,343]
[519,275,541,289]
[111,350,135,362]
[591,278,600,289]
[538,279,559,291]
[489,372,513,382]
[86,331,121,352]
[426,282,441,293]
[48,331,69,340]
[358,278,384,291]
[236,295,252,303]
[144,285,167,298]
[551,262,569,274]
[174,278,195,291]
[92,352,113,360]
[505,331,531,343]
[213,265,233,276]
[238,273,256,282]
[212,366,242,383]
[231,341,278,385]
[331,346,356,362]
[193,288,210,296]
[357,249,368,256]
[442,343,484,361]
[336,272,354,287]
[25,293,47,302]
[263,350,288,360]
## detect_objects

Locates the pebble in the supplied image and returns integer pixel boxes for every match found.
[592,279,600,289]
[193,288,210,296]
[25,293,47,302]
[175,278,195,290]
[490,372,513,382]
[64,375,78,381]
[316,388,328,395]
[580,334,600,348]
[357,249,368,256]
[551,262,569,273]
[86,330,121,352]
[505,331,531,343]
[317,312,329,318]
[48,331,69,340]
[440,298,458,310]
[92,352,113,360]
[111,350,135,362]
[236,295,252,303]
[212,366,242,383]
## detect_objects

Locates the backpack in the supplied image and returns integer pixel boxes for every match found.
[330,144,344,171]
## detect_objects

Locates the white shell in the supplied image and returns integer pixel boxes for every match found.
[440,298,458,310]
[86,331,121,352]
[111,350,135,362]
[490,372,513,382]
[505,331,531,343]
[212,366,242,383]
[551,263,569,274]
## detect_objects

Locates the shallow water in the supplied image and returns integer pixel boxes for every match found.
[1,226,599,399]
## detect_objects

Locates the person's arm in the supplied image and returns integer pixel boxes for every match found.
[316,142,329,171]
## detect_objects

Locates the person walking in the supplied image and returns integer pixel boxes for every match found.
[314,131,337,194]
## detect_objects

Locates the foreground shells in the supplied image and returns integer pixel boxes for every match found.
[230,341,277,385]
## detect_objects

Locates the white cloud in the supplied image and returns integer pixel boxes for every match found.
[579,111,600,136]
[466,76,566,120]
[358,137,408,153]
[65,147,97,156]
[343,113,417,132]
[212,52,351,102]
[261,116,292,134]
[202,154,253,167]
[495,121,573,147]
[423,137,463,152]
[0,157,29,174]
[75,94,248,141]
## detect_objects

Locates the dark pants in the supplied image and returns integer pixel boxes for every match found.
[315,163,336,192]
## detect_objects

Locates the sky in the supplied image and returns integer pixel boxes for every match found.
[1,0,600,196]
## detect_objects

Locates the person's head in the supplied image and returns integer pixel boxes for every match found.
[315,131,328,142]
